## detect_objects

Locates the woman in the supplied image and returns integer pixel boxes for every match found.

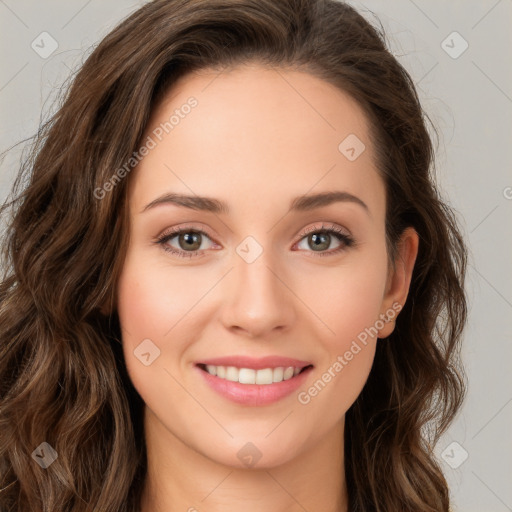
[0,1,467,510]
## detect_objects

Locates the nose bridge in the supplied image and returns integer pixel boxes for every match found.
[220,237,296,336]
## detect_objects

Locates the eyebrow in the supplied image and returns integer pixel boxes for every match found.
[142,191,369,215]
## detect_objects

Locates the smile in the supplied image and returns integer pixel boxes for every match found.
[198,364,312,385]
[195,363,314,406]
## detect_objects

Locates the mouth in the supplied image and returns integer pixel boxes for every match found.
[196,363,314,385]
[195,360,314,406]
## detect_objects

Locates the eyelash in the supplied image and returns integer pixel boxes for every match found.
[154,223,355,259]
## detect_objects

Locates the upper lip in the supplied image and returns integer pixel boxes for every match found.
[196,355,313,370]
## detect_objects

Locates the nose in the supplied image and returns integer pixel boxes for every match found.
[220,246,296,338]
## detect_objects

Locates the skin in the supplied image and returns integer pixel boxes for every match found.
[115,62,419,512]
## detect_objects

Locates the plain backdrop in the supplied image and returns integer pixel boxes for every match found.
[1,1,511,511]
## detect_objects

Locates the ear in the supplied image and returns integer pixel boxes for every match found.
[377,227,419,338]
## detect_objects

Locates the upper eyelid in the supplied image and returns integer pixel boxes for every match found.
[158,223,352,247]
[158,222,350,237]
[157,223,216,242]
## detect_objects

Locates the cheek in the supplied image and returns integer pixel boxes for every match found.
[116,252,195,423]
[294,246,388,407]
[296,272,386,419]
[116,249,206,341]
[298,249,389,345]
[116,248,217,396]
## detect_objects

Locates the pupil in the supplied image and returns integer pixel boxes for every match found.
[181,232,201,250]
[310,233,329,251]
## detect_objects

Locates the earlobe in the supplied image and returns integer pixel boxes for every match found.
[377,227,419,339]
[377,314,398,339]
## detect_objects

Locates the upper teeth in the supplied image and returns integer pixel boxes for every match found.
[205,365,303,385]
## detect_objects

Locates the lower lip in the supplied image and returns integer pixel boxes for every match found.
[195,365,313,406]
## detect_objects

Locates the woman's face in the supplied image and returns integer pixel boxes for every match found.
[116,63,416,468]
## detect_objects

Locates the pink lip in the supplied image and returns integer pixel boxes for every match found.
[196,355,312,370]
[195,364,314,406]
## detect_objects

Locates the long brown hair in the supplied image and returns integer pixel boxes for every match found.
[0,1,467,510]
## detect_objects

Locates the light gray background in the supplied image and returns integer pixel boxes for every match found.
[1,1,511,511]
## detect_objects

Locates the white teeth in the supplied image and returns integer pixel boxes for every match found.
[273,367,284,382]
[255,368,272,384]
[203,365,306,385]
[283,367,295,380]
[225,366,239,382]
[239,368,256,384]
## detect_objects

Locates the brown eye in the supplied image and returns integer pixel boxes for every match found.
[176,231,203,251]
[295,228,354,257]
[157,228,217,258]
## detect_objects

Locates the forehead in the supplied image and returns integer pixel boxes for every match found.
[129,63,384,218]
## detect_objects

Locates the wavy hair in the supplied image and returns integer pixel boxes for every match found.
[0,1,467,510]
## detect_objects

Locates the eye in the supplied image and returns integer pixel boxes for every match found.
[155,223,355,259]
[294,224,355,257]
[155,226,218,259]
